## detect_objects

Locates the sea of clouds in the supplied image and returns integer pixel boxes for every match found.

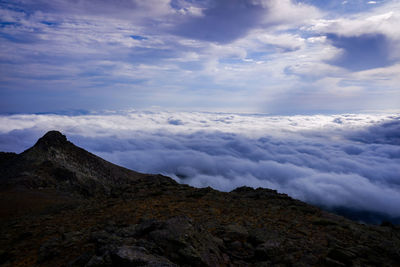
[0,111,399,222]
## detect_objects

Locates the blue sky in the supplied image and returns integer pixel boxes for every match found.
[1,0,400,114]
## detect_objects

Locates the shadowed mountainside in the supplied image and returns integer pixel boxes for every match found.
[0,131,399,266]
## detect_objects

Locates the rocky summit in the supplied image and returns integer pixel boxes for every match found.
[0,131,399,266]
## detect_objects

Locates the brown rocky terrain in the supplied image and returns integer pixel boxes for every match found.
[0,131,399,266]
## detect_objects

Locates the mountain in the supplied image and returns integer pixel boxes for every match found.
[0,131,149,196]
[0,131,399,266]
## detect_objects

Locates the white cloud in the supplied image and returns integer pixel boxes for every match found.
[311,3,400,40]
[262,0,321,26]
[255,32,306,51]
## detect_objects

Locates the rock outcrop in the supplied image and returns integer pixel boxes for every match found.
[0,131,399,266]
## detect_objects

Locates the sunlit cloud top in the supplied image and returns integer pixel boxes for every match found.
[0,0,399,114]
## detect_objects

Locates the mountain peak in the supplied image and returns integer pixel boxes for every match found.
[15,130,144,197]
[34,130,68,148]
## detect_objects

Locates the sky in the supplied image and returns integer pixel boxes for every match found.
[1,0,400,114]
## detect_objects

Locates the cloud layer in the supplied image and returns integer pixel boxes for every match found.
[1,111,399,222]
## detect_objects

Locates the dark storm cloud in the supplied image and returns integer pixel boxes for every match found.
[172,0,267,43]
[326,33,396,71]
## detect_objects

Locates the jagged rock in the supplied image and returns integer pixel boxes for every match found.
[141,217,223,266]
[327,247,356,265]
[34,131,68,149]
[220,224,249,241]
[324,257,346,267]
[110,245,177,267]
[254,240,283,261]
[85,254,112,267]
[67,251,93,267]
[87,218,225,266]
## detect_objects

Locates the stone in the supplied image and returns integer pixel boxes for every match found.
[327,247,356,265]
[85,255,110,267]
[222,224,249,241]
[110,245,177,266]
[254,240,283,261]
[67,251,93,267]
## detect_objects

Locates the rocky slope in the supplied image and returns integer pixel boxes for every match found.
[0,131,399,266]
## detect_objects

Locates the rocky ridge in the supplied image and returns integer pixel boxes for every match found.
[0,131,399,266]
